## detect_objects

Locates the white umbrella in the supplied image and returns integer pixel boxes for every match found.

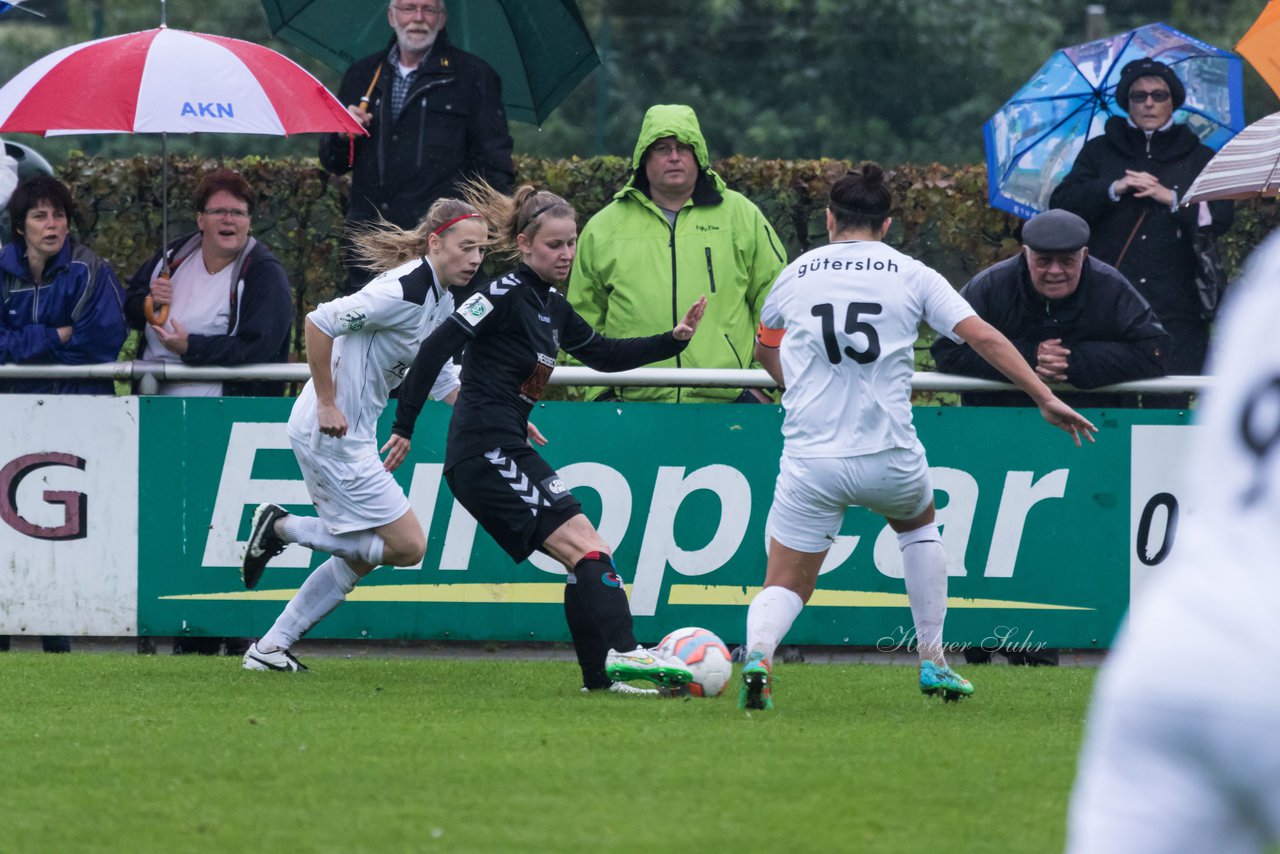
[1183,111,1280,204]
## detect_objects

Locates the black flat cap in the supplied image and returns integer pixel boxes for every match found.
[1022,209,1090,252]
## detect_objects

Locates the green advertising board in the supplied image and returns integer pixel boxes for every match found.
[138,397,1186,650]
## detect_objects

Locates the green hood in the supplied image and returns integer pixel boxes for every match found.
[626,104,725,196]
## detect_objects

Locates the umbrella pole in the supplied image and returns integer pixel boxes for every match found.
[161,130,169,273]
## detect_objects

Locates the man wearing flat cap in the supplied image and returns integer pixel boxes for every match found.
[1049,57,1232,378]
[933,208,1168,666]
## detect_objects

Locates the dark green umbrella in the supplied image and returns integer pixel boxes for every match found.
[260,0,599,124]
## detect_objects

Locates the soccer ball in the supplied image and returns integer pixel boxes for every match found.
[656,626,733,697]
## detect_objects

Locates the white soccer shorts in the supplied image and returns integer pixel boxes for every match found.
[767,446,933,553]
[290,436,410,535]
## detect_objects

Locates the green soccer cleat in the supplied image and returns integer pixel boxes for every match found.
[739,650,773,710]
[605,647,692,689]
[919,660,974,702]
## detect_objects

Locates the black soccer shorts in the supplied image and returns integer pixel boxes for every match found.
[445,445,583,562]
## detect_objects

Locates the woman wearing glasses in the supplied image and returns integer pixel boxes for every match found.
[124,168,293,399]
[1050,58,1233,380]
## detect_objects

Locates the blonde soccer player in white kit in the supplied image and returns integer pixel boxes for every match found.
[1067,233,1280,853]
[740,165,1098,709]
[237,198,536,672]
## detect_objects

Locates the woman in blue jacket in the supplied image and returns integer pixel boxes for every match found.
[0,175,126,395]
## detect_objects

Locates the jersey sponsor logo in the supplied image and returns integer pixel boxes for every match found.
[457,292,494,326]
[387,360,410,380]
[602,570,623,588]
[338,309,367,332]
[796,256,899,278]
[519,354,556,403]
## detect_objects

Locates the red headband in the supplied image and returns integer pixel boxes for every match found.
[432,212,483,236]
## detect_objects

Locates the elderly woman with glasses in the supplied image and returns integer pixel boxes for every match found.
[1050,58,1233,382]
[124,167,293,400]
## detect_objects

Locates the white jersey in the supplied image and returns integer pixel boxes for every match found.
[760,240,974,458]
[288,257,460,460]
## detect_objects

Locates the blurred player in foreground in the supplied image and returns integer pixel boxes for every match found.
[239,198,506,672]
[1067,234,1280,852]
[741,164,1097,710]
[391,181,707,694]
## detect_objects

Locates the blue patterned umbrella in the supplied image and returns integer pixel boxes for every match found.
[983,22,1244,219]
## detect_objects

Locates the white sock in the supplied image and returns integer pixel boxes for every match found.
[282,515,385,566]
[899,525,947,665]
[745,585,804,662]
[259,557,360,652]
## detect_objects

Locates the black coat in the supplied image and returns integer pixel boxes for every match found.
[319,30,515,232]
[931,253,1170,407]
[1048,116,1232,374]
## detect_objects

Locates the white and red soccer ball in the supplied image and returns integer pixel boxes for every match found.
[656,626,733,697]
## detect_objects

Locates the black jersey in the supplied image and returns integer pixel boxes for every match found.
[393,263,689,469]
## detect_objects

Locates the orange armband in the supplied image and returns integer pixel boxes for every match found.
[755,323,785,348]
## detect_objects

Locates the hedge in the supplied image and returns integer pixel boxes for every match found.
[58,153,1280,366]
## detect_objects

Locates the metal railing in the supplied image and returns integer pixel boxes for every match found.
[0,361,1213,395]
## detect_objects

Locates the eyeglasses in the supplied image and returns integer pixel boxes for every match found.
[393,3,444,18]
[1129,89,1171,104]
[649,141,694,158]
[201,207,250,220]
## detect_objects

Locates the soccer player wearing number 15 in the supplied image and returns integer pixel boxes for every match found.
[739,164,1098,710]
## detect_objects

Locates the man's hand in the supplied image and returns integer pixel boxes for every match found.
[150,275,173,306]
[150,317,190,355]
[56,325,72,344]
[674,296,708,340]
[347,104,372,130]
[317,401,348,438]
[1035,338,1070,384]
[381,434,410,472]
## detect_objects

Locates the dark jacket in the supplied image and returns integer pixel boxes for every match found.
[931,253,1170,407]
[125,232,293,397]
[319,29,514,231]
[1049,116,1232,373]
[0,236,126,395]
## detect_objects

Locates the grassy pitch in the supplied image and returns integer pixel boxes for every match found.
[1,653,1095,853]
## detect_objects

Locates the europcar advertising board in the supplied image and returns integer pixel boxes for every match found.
[133,397,1193,649]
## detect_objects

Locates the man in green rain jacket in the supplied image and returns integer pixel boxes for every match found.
[569,104,786,403]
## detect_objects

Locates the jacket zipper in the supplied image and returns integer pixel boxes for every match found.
[724,334,743,367]
[668,211,682,400]
[705,246,717,293]
[413,78,451,170]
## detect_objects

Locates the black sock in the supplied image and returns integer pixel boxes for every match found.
[571,552,638,654]
[564,582,611,689]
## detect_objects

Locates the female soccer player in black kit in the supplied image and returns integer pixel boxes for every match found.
[393,182,708,695]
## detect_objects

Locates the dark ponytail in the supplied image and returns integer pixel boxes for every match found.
[829,162,893,233]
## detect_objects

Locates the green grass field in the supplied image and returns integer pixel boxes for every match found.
[0,653,1096,853]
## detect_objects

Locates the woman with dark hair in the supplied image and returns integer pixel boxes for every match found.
[0,174,127,655]
[124,168,293,398]
[239,196,503,672]
[0,175,126,396]
[391,181,708,695]
[740,164,1098,710]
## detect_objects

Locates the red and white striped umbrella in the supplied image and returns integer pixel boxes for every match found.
[0,27,364,137]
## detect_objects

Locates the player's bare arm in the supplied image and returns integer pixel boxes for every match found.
[305,317,347,438]
[955,316,1097,446]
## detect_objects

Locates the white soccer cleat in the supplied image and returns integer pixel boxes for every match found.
[242,641,308,672]
[581,682,661,696]
[604,646,693,689]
